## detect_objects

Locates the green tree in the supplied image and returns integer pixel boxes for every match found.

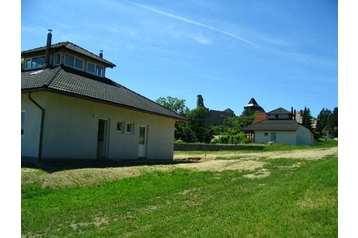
[155,96,189,116]
[317,108,338,137]
[301,107,313,130]
[330,107,338,137]
[222,115,255,135]
[187,107,213,143]
[156,96,190,141]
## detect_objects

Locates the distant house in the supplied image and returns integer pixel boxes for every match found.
[21,30,187,161]
[242,107,314,145]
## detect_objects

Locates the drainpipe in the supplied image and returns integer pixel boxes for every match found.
[28,92,45,161]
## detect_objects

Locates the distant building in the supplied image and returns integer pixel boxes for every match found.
[242,107,314,145]
[196,95,236,126]
[242,98,265,116]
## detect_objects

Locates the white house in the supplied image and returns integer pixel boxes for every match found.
[242,107,314,146]
[21,30,187,162]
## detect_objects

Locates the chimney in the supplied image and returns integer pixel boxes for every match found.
[291,107,293,120]
[99,50,103,58]
[43,29,52,68]
[293,109,296,121]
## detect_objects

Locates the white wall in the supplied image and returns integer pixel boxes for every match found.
[254,131,296,145]
[254,128,313,146]
[21,92,177,160]
[296,125,314,146]
[21,93,43,157]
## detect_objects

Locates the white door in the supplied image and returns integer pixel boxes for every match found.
[138,125,147,158]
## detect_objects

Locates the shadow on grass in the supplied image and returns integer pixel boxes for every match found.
[21,156,201,173]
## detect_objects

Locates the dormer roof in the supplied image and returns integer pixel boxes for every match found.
[21,41,116,68]
[267,107,291,115]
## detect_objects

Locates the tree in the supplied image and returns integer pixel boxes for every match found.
[317,107,338,137]
[186,107,213,143]
[301,107,313,130]
[222,115,255,135]
[155,96,189,116]
[330,107,338,137]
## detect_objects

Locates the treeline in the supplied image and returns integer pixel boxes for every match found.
[156,96,338,144]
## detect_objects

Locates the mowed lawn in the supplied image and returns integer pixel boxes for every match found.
[22,145,338,237]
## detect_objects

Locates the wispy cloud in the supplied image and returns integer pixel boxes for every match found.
[125,0,259,48]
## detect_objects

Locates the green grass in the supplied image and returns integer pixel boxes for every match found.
[22,154,337,237]
[174,138,338,156]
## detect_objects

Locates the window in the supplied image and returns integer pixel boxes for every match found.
[75,58,83,69]
[264,132,268,136]
[96,65,104,76]
[21,111,25,136]
[126,123,134,134]
[64,54,84,70]
[53,53,61,65]
[65,54,74,66]
[87,62,104,76]
[279,114,289,119]
[25,56,45,69]
[116,121,124,133]
[87,62,95,74]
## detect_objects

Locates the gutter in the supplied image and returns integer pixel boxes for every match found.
[28,92,45,161]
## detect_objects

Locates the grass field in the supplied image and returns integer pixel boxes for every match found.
[21,140,338,237]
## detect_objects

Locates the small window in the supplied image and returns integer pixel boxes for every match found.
[21,111,25,136]
[65,54,75,67]
[96,65,104,76]
[75,58,84,70]
[126,123,134,134]
[25,56,45,69]
[279,114,289,119]
[264,132,268,136]
[53,53,61,65]
[87,62,95,74]
[116,121,124,133]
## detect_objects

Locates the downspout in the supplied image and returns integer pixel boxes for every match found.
[28,92,45,161]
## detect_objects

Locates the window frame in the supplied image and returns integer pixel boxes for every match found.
[64,53,84,70]
[24,56,45,69]
[53,53,62,65]
[116,121,124,133]
[126,123,134,134]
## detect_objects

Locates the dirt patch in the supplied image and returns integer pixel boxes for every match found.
[21,147,338,188]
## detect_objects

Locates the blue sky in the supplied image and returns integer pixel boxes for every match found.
[21,0,338,117]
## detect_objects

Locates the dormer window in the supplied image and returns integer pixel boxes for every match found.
[53,53,61,66]
[279,114,289,119]
[25,56,45,69]
[87,62,104,77]
[65,54,84,70]
[96,65,104,76]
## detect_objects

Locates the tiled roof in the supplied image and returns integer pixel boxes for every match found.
[242,119,300,131]
[21,65,187,121]
[21,41,116,68]
[253,112,267,123]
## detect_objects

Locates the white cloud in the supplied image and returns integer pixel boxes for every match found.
[125,0,259,47]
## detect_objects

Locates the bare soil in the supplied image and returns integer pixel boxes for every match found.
[21,147,338,188]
